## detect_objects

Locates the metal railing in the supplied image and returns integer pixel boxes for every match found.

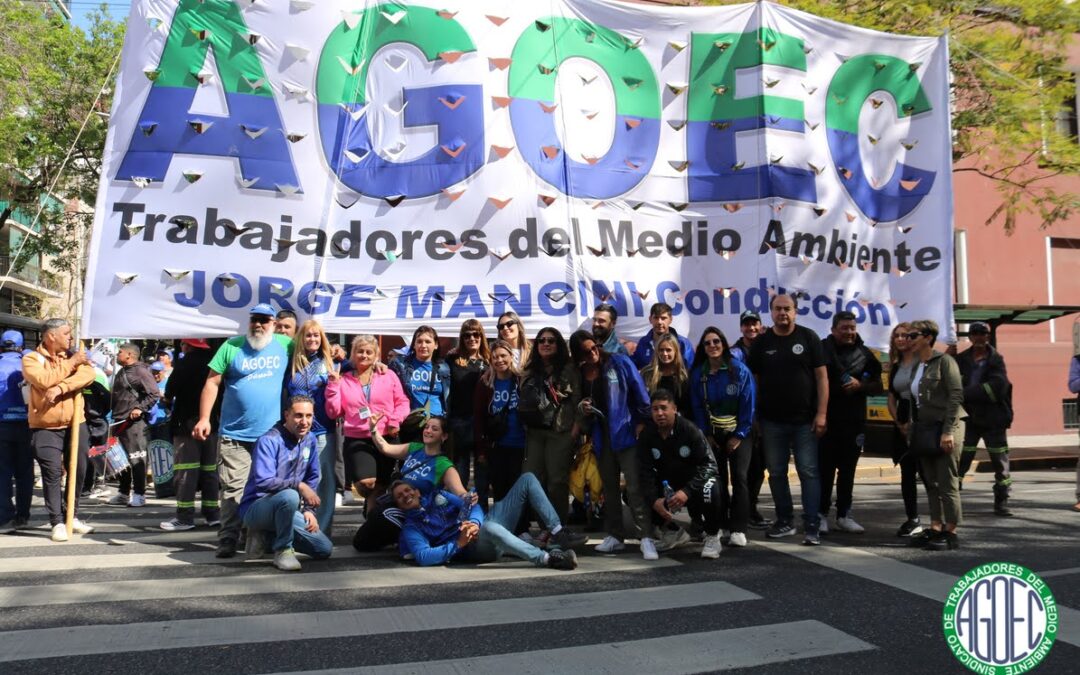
[1064,399,1078,430]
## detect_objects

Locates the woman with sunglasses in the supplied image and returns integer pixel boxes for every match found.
[569,330,653,557]
[519,328,581,525]
[689,327,755,550]
[641,333,692,417]
[325,335,411,517]
[285,320,339,532]
[886,322,925,538]
[447,320,491,507]
[905,320,966,551]
[389,325,451,441]
[495,312,531,368]
[474,341,527,505]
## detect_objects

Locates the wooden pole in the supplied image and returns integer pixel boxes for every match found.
[63,344,85,538]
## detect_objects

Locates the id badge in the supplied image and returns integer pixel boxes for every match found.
[358,407,372,421]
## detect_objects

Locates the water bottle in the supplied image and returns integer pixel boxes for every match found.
[458,488,476,523]
[662,480,681,514]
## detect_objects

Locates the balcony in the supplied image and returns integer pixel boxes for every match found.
[0,255,62,297]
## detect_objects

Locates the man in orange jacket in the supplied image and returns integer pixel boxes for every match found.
[22,318,96,542]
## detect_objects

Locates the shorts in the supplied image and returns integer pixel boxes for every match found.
[343,436,394,485]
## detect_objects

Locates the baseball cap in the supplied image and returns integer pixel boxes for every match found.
[1,330,23,349]
[739,310,761,325]
[156,347,173,358]
[249,303,276,317]
[150,361,165,372]
[182,338,210,350]
[969,321,991,334]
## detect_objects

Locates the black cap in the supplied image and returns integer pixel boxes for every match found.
[740,310,761,324]
[969,321,991,334]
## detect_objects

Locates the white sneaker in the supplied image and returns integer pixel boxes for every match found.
[50,523,69,542]
[334,493,343,508]
[835,516,865,534]
[71,519,94,535]
[341,491,357,505]
[728,532,748,547]
[160,518,195,531]
[701,534,722,559]
[128,494,146,507]
[595,536,625,553]
[640,537,659,560]
[107,493,129,506]
[817,515,829,534]
[273,547,302,571]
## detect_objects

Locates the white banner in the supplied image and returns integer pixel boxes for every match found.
[83,0,954,348]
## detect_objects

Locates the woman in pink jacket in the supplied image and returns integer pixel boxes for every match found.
[325,334,410,515]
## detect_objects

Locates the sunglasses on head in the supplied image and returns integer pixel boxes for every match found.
[537,336,558,345]
[497,321,516,331]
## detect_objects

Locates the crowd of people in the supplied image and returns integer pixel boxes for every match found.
[0,296,1060,572]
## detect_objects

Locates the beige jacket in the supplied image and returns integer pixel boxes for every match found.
[22,346,96,430]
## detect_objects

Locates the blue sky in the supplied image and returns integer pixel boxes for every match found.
[71,1,132,32]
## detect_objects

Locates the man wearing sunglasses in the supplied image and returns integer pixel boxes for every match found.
[194,303,293,558]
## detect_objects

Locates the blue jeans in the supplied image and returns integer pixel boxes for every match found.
[474,473,559,565]
[314,434,336,534]
[0,422,33,524]
[761,420,821,532]
[242,489,333,558]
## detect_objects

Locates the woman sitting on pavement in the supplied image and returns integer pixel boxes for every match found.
[905,319,966,551]
[353,415,469,553]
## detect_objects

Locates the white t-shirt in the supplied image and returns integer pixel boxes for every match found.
[911,362,926,407]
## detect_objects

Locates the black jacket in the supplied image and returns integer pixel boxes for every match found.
[957,345,1012,429]
[637,415,717,504]
[823,335,883,427]
[111,362,160,420]
[164,347,219,433]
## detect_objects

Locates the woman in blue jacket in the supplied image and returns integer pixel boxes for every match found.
[569,330,652,557]
[690,327,755,548]
[389,325,451,442]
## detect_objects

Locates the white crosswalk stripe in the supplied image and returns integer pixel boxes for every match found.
[0,502,879,673]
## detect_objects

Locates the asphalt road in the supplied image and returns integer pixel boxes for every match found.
[1,467,1077,674]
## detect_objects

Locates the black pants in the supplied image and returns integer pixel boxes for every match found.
[714,432,752,534]
[746,425,766,518]
[117,419,148,497]
[488,445,525,503]
[959,421,1011,501]
[819,424,863,518]
[651,475,723,536]
[33,424,89,526]
[352,497,402,552]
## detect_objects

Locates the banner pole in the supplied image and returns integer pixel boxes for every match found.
[63,342,86,539]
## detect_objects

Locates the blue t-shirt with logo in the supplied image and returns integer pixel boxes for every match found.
[404,360,444,416]
[209,334,292,441]
[399,444,453,495]
[490,377,525,449]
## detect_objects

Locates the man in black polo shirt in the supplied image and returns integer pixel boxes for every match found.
[637,389,723,559]
[748,294,828,545]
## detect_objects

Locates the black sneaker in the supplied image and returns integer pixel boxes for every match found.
[994,501,1014,517]
[547,548,578,570]
[215,539,238,559]
[748,514,772,530]
[896,519,923,537]
[766,521,796,538]
[908,528,936,548]
[924,530,958,551]
[548,529,587,550]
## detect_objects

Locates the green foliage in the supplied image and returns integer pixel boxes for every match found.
[0,3,124,272]
[709,0,1080,230]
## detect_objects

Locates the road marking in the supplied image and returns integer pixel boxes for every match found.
[0,546,387,572]
[0,581,751,662]
[0,554,680,608]
[274,620,873,675]
[759,540,1080,648]
[1037,566,1080,579]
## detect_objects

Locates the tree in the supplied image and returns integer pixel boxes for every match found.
[0,3,125,277]
[731,0,1080,231]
